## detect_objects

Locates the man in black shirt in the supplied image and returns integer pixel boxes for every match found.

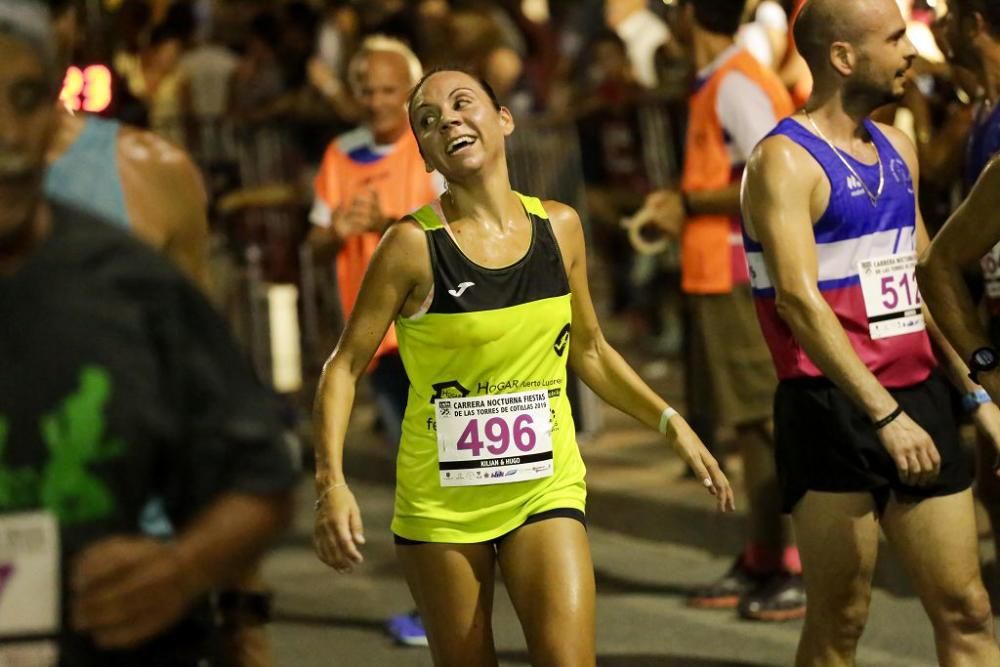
[0,3,298,665]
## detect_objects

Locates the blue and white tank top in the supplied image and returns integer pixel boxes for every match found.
[744,117,936,388]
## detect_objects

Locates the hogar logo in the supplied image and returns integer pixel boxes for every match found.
[430,380,470,403]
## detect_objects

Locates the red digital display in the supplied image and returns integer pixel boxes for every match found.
[60,65,113,113]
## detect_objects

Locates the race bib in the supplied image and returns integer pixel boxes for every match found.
[0,512,60,667]
[981,243,1000,300]
[858,252,926,340]
[436,390,554,487]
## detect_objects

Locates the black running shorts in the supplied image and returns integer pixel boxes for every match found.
[774,371,971,514]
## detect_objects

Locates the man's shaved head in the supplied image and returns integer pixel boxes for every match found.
[795,0,848,73]
[793,0,915,110]
[794,0,902,75]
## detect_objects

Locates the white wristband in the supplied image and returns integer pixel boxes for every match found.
[658,407,678,434]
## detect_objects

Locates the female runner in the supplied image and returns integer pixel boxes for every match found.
[313,68,734,667]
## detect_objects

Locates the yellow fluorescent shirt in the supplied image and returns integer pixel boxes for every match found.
[391,194,587,543]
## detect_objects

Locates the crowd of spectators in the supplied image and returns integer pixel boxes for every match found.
[26,0,1000,660]
[59,0,972,375]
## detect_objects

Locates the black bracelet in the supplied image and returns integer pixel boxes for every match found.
[872,405,903,430]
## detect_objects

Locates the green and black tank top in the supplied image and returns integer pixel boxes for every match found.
[391,193,587,543]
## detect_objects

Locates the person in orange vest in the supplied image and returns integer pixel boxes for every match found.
[640,0,803,621]
[307,34,442,647]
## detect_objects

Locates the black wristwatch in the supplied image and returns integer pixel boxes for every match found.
[968,346,1000,384]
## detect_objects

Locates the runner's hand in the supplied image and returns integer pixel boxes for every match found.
[71,536,198,649]
[314,484,365,573]
[664,415,735,512]
[877,411,941,487]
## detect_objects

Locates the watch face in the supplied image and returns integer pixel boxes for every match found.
[975,348,999,368]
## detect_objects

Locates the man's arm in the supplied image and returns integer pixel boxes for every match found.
[918,157,1000,402]
[882,125,1000,457]
[71,492,292,649]
[72,263,300,649]
[742,135,939,484]
[686,183,742,216]
[118,132,211,292]
[160,151,211,292]
[742,137,897,418]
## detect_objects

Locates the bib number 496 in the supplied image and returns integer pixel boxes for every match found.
[457,415,537,457]
[436,390,554,487]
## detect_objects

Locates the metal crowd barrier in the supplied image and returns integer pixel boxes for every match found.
[154,116,310,389]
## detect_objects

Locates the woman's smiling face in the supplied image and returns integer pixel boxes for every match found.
[409,70,514,179]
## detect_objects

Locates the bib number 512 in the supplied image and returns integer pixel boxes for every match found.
[880,270,920,310]
[457,415,537,457]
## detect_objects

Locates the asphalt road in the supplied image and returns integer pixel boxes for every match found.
[262,397,951,667]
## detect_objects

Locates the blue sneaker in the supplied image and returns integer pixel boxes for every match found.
[385,610,428,647]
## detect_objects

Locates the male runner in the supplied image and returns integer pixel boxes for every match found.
[920,160,1000,416]
[641,0,803,621]
[0,4,297,665]
[925,0,1000,579]
[742,0,1000,663]
[918,0,1000,457]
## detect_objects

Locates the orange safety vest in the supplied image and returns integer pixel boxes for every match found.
[314,127,438,364]
[681,48,794,294]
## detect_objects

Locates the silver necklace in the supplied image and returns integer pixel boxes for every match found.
[804,110,884,206]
